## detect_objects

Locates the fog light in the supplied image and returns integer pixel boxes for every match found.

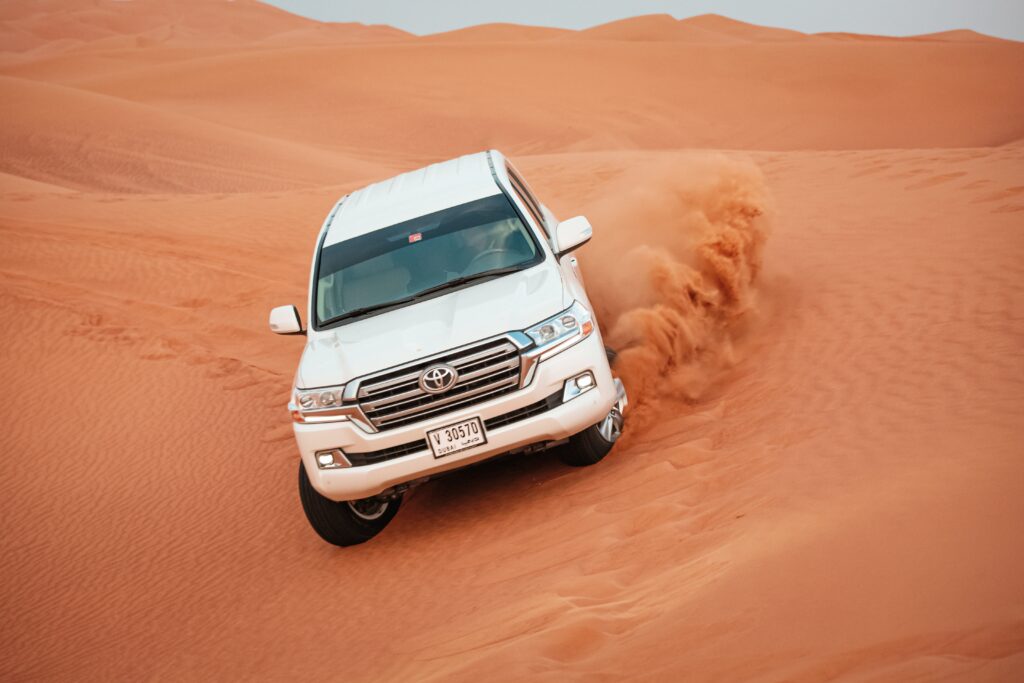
[562,371,596,403]
[315,449,350,470]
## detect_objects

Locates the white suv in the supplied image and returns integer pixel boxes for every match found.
[270,150,627,546]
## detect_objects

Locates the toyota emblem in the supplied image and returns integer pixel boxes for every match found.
[419,363,459,394]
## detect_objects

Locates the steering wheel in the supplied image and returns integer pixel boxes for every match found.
[465,248,513,273]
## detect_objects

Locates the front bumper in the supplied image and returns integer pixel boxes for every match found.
[294,332,616,501]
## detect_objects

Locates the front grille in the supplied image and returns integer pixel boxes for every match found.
[356,337,521,430]
[484,391,562,430]
[343,390,564,467]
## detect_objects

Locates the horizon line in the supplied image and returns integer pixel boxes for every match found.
[257,1,1023,42]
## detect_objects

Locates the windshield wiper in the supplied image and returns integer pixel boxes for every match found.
[406,265,527,300]
[321,265,526,327]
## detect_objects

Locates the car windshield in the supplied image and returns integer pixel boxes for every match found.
[315,193,542,327]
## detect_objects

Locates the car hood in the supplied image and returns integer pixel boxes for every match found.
[296,264,569,388]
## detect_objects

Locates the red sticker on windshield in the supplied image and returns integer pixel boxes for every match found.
[409,232,422,243]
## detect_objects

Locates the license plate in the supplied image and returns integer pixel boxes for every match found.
[426,417,487,458]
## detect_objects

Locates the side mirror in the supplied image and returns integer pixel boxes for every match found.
[555,216,593,255]
[269,305,303,335]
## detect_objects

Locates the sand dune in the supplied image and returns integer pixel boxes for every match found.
[5,6,1024,156]
[5,28,1021,157]
[423,22,573,43]
[579,13,810,43]
[1,0,316,51]
[0,75,387,192]
[1,3,1022,681]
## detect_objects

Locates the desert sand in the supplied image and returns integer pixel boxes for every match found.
[1,0,1023,680]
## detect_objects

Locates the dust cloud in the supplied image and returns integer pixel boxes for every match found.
[581,154,772,418]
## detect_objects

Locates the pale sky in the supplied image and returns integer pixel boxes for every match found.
[262,0,1024,41]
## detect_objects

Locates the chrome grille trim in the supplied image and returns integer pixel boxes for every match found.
[353,336,523,430]
[448,343,515,369]
[360,357,519,413]
[374,376,518,427]
[359,369,423,397]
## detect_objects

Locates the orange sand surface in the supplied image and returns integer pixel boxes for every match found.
[2,1,1023,680]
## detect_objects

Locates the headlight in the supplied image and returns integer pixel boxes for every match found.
[524,301,594,358]
[291,385,347,423]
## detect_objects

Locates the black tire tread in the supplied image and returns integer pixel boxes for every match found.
[298,462,400,547]
[559,422,614,467]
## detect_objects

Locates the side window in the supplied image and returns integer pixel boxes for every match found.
[507,167,549,239]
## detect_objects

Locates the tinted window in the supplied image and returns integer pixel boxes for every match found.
[316,194,541,326]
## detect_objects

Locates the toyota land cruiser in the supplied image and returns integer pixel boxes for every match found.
[270,150,627,546]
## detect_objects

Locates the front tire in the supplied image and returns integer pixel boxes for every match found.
[559,402,625,467]
[298,462,401,547]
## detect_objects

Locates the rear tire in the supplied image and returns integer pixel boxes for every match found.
[559,403,625,467]
[298,462,401,547]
